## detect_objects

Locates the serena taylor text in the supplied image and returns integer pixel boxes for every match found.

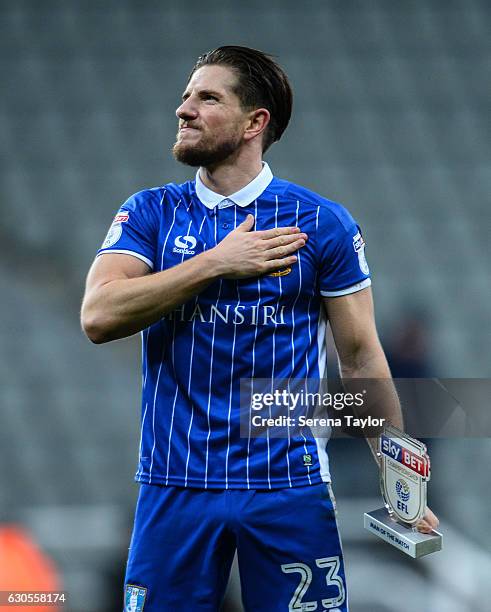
[250,415,386,429]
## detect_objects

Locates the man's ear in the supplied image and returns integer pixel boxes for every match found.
[243,108,270,142]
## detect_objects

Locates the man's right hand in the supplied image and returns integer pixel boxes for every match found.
[208,214,308,279]
[82,215,307,344]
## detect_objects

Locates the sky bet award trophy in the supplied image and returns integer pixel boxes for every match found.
[364,424,443,558]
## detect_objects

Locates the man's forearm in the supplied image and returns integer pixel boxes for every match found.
[339,346,403,465]
[82,250,223,344]
[82,218,307,344]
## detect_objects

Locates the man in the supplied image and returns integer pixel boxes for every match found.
[81,46,438,611]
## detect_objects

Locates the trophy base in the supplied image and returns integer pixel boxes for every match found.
[364,507,443,558]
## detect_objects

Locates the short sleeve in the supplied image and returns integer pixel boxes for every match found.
[316,203,371,297]
[97,190,160,270]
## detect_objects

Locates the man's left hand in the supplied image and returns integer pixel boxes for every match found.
[415,506,439,534]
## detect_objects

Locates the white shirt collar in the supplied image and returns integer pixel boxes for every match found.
[195,162,274,209]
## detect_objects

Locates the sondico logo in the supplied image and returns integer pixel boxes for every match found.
[173,235,197,255]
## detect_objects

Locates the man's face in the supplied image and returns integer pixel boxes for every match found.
[173,65,250,167]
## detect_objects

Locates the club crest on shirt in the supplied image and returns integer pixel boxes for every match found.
[268,266,292,277]
[353,231,369,275]
[124,584,147,612]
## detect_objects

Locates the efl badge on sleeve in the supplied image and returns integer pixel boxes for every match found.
[364,424,442,558]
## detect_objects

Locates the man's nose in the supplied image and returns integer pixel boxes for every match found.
[176,98,198,120]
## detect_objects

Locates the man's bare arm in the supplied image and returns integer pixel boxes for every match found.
[81,214,307,344]
[324,287,403,444]
[324,287,439,533]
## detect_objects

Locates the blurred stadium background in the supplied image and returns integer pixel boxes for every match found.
[1,1,490,610]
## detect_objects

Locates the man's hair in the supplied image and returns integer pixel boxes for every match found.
[189,46,293,152]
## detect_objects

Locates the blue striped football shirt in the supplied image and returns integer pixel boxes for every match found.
[97,163,371,489]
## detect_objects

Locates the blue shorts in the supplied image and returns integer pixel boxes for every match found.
[124,483,348,611]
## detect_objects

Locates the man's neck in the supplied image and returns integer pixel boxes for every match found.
[199,157,263,197]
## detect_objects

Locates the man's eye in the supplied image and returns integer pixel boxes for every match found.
[204,95,218,101]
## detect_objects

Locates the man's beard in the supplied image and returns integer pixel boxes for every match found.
[172,130,242,167]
